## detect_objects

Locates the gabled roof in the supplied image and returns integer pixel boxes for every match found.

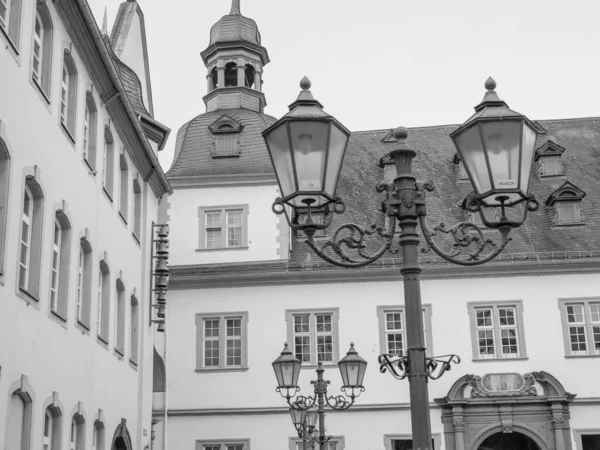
[535,140,566,160]
[546,181,586,205]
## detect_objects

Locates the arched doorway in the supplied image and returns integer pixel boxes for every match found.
[111,419,133,450]
[113,437,127,450]
[478,432,540,450]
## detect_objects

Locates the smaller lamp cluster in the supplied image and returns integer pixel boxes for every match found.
[151,224,170,332]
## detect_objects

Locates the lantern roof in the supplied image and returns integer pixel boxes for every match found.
[451,77,535,137]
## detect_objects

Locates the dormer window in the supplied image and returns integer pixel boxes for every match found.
[209,115,242,158]
[546,181,586,226]
[453,154,470,182]
[535,140,565,177]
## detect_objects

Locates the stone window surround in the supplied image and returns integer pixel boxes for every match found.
[467,300,528,362]
[197,204,249,251]
[195,311,249,372]
[49,201,72,322]
[129,291,140,367]
[557,297,600,358]
[0,0,22,53]
[60,48,78,142]
[30,2,53,102]
[383,434,441,450]
[289,436,344,450]
[75,229,93,332]
[376,304,434,357]
[83,90,98,172]
[285,307,340,369]
[196,439,251,450]
[572,429,600,450]
[0,125,11,283]
[6,374,34,450]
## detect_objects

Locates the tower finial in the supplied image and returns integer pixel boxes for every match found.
[230,0,241,15]
[101,6,108,35]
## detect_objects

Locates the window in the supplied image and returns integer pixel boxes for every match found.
[42,404,61,450]
[546,182,586,226]
[208,115,242,158]
[195,312,248,371]
[5,389,32,450]
[224,62,237,87]
[49,210,71,320]
[102,127,114,199]
[97,259,110,343]
[573,431,600,450]
[0,0,22,48]
[198,205,249,250]
[92,420,105,450]
[132,177,141,241]
[31,4,53,97]
[130,294,139,364]
[60,50,78,138]
[286,309,339,366]
[70,414,84,450]
[115,278,125,355]
[119,153,128,221]
[458,160,469,181]
[83,92,98,170]
[535,140,565,177]
[76,237,92,328]
[196,440,250,450]
[558,298,600,357]
[18,176,44,299]
[377,305,433,357]
[383,435,441,450]
[290,437,344,450]
[0,138,10,276]
[468,301,527,360]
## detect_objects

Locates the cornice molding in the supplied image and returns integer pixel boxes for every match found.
[169,256,600,290]
[168,173,276,189]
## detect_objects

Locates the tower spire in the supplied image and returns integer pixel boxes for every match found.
[230,0,240,15]
[101,6,108,35]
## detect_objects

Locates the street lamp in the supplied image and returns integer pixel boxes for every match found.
[272,343,367,449]
[264,77,539,450]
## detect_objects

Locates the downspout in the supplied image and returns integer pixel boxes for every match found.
[75,0,172,196]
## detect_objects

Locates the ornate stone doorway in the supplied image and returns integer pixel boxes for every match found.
[478,431,540,450]
[435,371,575,450]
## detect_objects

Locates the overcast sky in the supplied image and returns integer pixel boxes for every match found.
[87,0,600,172]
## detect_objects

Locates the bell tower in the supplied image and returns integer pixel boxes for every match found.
[200,0,270,113]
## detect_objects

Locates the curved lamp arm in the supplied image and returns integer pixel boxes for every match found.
[323,384,366,411]
[287,394,317,411]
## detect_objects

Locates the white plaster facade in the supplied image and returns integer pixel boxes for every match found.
[0,1,170,450]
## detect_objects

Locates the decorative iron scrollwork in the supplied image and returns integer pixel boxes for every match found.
[379,353,460,381]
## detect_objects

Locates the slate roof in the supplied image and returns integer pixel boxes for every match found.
[209,5,261,47]
[289,117,600,264]
[166,108,276,177]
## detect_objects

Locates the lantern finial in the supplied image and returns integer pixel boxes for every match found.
[485,76,496,91]
[300,76,311,90]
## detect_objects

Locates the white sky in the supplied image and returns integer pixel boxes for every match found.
[87,0,600,172]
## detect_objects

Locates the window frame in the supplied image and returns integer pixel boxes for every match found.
[69,414,85,450]
[102,126,114,200]
[119,153,128,223]
[195,311,249,372]
[0,137,9,279]
[285,308,340,368]
[289,436,344,450]
[539,154,564,177]
[30,4,52,99]
[49,209,71,321]
[558,298,600,357]
[467,300,528,361]
[130,293,139,365]
[76,236,93,330]
[0,0,22,51]
[83,92,98,171]
[59,50,78,140]
[196,440,250,450]
[97,258,110,344]
[555,199,583,226]
[377,304,433,357]
[92,420,105,450]
[572,429,600,450]
[197,204,249,251]
[383,434,441,450]
[132,176,141,242]
[115,277,126,356]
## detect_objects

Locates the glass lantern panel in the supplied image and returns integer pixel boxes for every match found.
[480,121,521,191]
[324,125,349,198]
[342,360,360,387]
[454,125,492,194]
[265,123,296,199]
[306,410,318,427]
[520,123,537,195]
[290,122,329,193]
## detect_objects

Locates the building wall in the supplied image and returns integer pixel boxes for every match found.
[163,270,599,450]
[0,1,162,448]
[167,184,282,265]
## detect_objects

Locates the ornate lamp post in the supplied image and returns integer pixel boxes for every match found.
[264,77,539,450]
[272,343,367,449]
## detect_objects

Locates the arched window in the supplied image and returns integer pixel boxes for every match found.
[70,414,85,450]
[93,420,105,450]
[130,294,139,364]
[102,126,114,199]
[119,153,128,222]
[5,390,32,450]
[97,258,110,342]
[244,64,255,88]
[115,277,126,355]
[76,235,92,328]
[224,62,237,87]
[19,176,44,298]
[132,177,141,241]
[60,50,78,137]
[0,0,22,48]
[83,92,98,170]
[31,3,53,96]
[50,209,71,319]
[0,138,9,276]
[210,67,218,90]
[43,404,61,450]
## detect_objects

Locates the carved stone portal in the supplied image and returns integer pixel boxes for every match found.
[434,371,575,450]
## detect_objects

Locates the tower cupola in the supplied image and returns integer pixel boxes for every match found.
[201,0,270,113]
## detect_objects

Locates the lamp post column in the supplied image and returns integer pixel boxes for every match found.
[391,141,433,450]
[314,363,327,450]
